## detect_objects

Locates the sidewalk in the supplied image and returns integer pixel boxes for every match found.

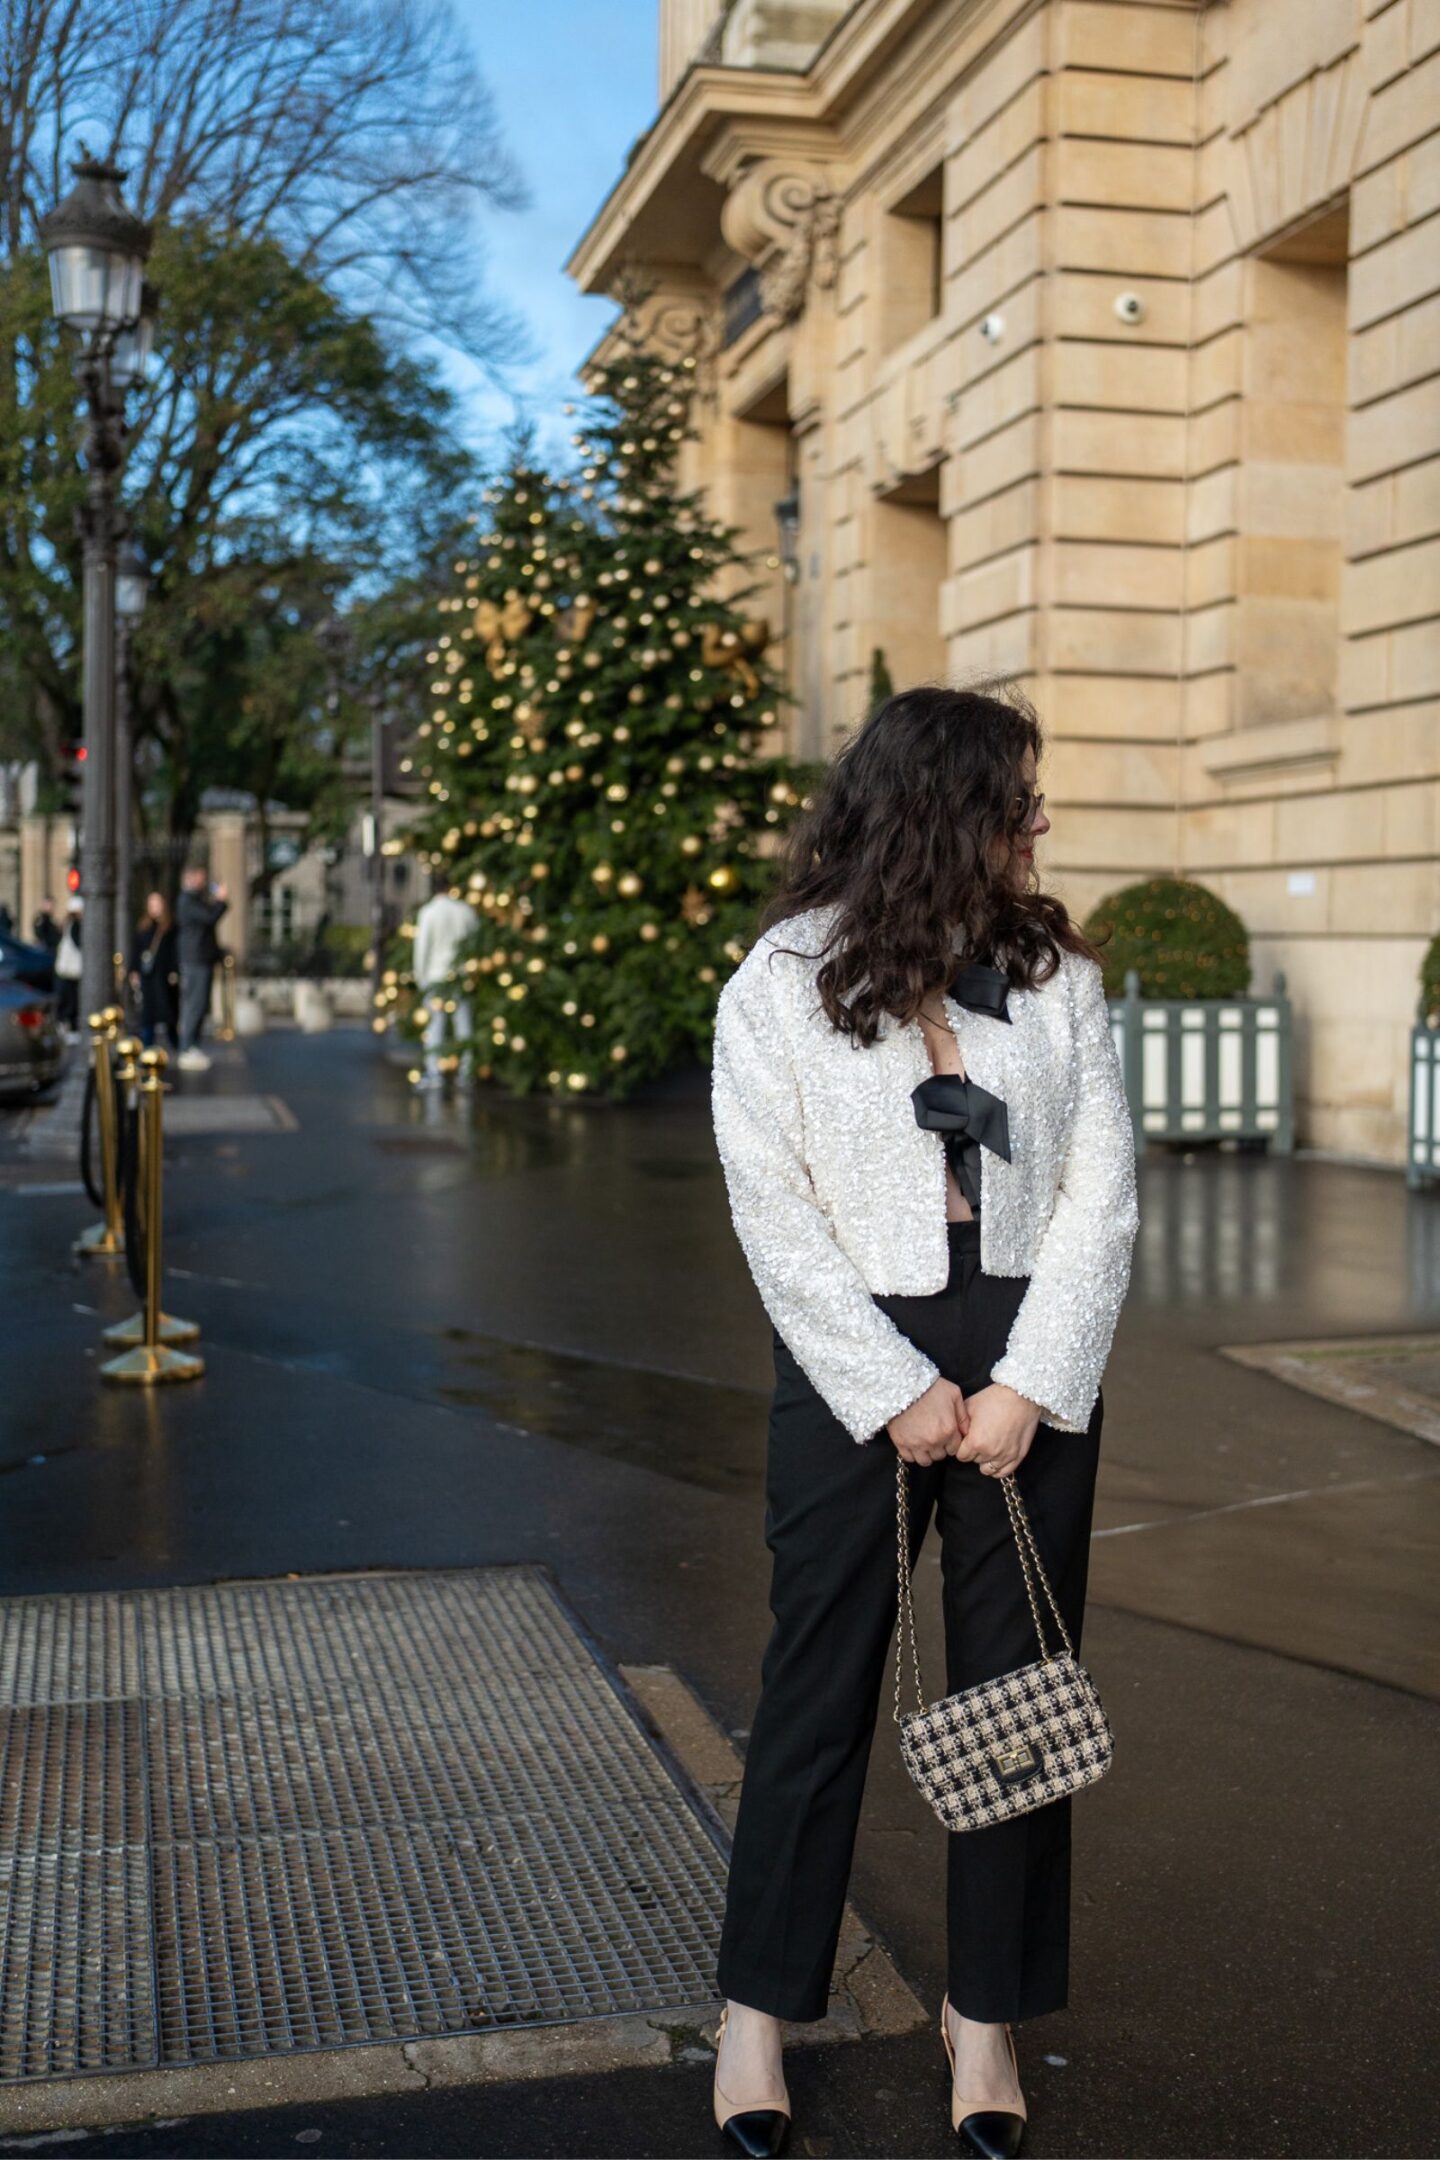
[0,1027,1436,2156]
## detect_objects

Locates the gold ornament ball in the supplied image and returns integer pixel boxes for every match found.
[639,921,660,941]
[591,862,613,885]
[708,865,736,891]
[617,872,643,897]
[610,1044,628,1062]
[698,966,717,984]
[591,933,610,953]
[680,835,703,856]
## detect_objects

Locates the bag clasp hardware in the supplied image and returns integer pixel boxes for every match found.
[989,1737,1044,1785]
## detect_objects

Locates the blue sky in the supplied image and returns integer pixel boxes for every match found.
[449,2,660,463]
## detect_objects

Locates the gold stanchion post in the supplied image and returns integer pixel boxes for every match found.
[217,951,236,1042]
[75,1005,126,1259]
[101,1037,200,1351]
[101,1047,204,1385]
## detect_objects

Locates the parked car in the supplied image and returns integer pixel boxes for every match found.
[0,933,56,992]
[0,978,64,1095]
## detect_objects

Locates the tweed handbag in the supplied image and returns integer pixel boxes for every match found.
[893,1457,1114,1831]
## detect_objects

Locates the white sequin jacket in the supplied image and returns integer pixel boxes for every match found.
[711,904,1139,1444]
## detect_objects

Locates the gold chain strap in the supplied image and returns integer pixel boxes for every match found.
[892,1454,1075,1726]
[894,1455,927,1722]
[1000,1472,1076,1660]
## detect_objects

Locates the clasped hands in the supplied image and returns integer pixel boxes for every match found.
[886,1377,1040,1476]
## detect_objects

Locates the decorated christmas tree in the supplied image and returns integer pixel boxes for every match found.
[391,336,818,1099]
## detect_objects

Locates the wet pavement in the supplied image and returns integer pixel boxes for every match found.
[0,1027,1437,2157]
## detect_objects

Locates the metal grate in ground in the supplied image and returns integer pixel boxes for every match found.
[0,1568,728,2083]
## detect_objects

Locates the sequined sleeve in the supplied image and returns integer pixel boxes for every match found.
[711,954,942,1445]
[988,953,1139,1432]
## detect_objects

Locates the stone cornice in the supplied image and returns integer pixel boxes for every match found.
[565,68,828,293]
[565,0,1026,296]
[565,0,953,294]
[700,119,845,190]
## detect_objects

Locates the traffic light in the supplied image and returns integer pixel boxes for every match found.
[58,737,86,818]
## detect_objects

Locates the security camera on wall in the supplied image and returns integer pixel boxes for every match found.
[1113,291,1146,325]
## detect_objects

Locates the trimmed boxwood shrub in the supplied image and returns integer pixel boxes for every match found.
[1421,930,1440,1026]
[1084,877,1250,1001]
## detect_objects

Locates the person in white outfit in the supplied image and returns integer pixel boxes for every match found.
[412,879,479,1087]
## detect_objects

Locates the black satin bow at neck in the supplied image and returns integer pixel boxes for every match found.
[911,1071,1012,1210]
[948,959,1012,1022]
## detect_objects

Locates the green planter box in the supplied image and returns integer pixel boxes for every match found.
[1108,967,1294,1153]
[1408,1016,1440,1189]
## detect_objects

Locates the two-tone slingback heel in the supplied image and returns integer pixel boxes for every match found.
[713,2002,792,2157]
[940,1993,1027,2157]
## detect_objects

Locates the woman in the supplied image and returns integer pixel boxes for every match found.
[53,898,84,1033]
[708,684,1139,2157]
[128,891,179,1049]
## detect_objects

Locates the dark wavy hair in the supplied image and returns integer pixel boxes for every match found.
[757,681,1103,1045]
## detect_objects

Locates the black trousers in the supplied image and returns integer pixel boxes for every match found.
[716,1217,1103,2025]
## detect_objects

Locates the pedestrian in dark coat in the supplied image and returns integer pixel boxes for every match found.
[175,864,228,1070]
[31,898,61,956]
[128,892,179,1049]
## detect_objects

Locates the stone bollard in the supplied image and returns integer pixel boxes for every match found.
[294,980,334,1033]
[233,988,267,1037]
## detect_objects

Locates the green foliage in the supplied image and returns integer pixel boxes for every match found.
[867,647,894,713]
[0,219,477,854]
[1421,930,1440,1025]
[1084,877,1251,1000]
[389,346,821,1101]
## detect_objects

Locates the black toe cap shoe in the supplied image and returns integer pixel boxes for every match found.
[719,2106,791,2157]
[957,2108,1026,2158]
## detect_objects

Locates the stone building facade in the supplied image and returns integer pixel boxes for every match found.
[568,0,1440,1163]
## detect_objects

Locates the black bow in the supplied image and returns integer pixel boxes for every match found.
[948,959,1011,1022]
[911,1071,1012,1210]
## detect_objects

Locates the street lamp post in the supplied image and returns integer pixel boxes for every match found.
[39,157,152,1022]
[365,694,391,1022]
[114,537,150,953]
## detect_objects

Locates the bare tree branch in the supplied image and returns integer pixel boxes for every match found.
[2,0,526,372]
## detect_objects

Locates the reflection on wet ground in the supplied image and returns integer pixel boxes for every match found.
[1132,1144,1440,1314]
[434,1324,766,1494]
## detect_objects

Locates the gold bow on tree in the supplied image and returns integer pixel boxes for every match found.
[700,619,770,698]
[473,595,534,668]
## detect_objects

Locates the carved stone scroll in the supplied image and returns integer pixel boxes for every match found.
[721,160,844,324]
